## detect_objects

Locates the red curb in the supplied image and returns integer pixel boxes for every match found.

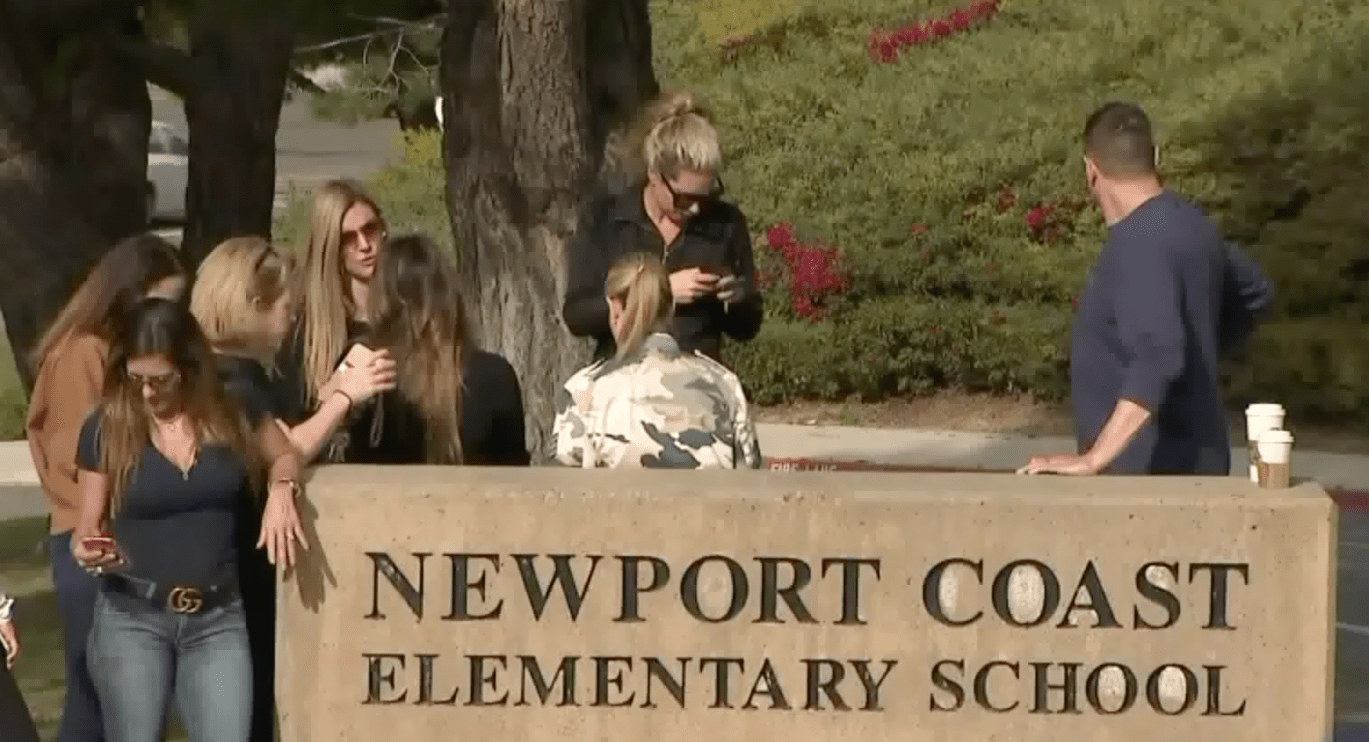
[763,457,1369,511]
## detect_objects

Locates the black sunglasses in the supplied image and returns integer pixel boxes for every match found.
[662,176,725,211]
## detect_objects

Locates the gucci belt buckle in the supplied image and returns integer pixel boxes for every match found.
[167,585,205,614]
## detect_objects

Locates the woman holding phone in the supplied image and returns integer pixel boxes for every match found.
[71,298,305,742]
[26,233,186,742]
[562,90,764,363]
[275,180,397,461]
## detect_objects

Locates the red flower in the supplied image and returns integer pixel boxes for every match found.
[1026,205,1049,227]
[867,0,1000,61]
[909,222,928,235]
[766,222,796,249]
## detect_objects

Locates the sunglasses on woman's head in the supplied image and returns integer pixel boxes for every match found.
[663,177,724,211]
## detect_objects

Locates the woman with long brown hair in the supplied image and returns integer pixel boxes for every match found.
[71,298,304,742]
[26,232,186,742]
[191,236,396,742]
[553,252,762,469]
[563,90,764,363]
[345,233,528,465]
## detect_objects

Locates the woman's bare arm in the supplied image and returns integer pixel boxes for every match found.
[75,470,111,536]
[281,392,352,462]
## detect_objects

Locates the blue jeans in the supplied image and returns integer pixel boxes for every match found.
[50,531,105,742]
[87,591,252,742]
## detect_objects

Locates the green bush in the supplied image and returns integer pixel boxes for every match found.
[282,0,1369,424]
[274,130,450,252]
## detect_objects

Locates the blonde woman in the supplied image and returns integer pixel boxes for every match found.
[563,90,763,363]
[552,252,762,469]
[190,236,395,742]
[276,180,394,438]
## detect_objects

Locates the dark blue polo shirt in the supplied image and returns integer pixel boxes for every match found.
[77,399,268,588]
[1070,191,1233,475]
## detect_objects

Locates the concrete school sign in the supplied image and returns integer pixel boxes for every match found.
[276,467,1337,742]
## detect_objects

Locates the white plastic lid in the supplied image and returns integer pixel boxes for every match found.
[1246,403,1285,415]
[1258,429,1294,443]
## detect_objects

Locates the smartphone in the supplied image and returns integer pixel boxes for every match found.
[80,536,131,571]
[338,343,376,372]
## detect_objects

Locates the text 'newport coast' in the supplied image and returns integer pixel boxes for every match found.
[358,552,1249,717]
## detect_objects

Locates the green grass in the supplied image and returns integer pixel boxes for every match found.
[2,516,191,741]
[274,0,1369,421]
[4,517,62,739]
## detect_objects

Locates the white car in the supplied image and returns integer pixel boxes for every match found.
[147,121,188,222]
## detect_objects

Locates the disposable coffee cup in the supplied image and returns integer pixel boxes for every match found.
[1245,403,1286,482]
[1256,429,1293,489]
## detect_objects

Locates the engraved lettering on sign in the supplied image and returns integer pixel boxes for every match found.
[354,552,1250,716]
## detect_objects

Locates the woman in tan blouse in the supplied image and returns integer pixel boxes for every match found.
[25,233,185,742]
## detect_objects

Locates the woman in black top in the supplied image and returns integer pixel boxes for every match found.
[189,236,397,742]
[70,298,304,742]
[275,179,393,434]
[563,90,764,362]
[346,233,529,465]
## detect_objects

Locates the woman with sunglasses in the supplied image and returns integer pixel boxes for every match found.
[563,90,764,363]
[71,298,304,742]
[276,179,399,460]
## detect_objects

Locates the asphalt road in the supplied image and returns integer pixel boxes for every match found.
[150,86,398,193]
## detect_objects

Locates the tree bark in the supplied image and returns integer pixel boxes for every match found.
[0,0,151,392]
[179,0,299,265]
[439,0,657,463]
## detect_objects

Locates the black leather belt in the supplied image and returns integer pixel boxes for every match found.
[102,573,240,615]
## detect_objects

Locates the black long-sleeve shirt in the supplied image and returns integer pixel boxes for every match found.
[334,348,529,466]
[562,184,764,361]
[1070,190,1272,475]
[273,321,529,465]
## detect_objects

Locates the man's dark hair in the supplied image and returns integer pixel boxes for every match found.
[1082,101,1157,178]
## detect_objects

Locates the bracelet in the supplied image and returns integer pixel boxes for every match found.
[0,594,14,622]
[270,478,303,499]
[333,389,354,408]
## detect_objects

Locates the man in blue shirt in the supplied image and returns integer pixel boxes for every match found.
[1022,102,1272,476]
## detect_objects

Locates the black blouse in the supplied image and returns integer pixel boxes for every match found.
[340,348,529,466]
[561,183,765,362]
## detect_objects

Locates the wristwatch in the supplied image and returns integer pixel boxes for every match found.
[0,593,14,622]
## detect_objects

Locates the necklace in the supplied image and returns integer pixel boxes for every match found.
[154,416,200,480]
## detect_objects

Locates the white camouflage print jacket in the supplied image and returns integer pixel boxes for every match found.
[552,333,763,469]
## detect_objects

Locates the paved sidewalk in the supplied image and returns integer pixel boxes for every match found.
[2,424,1365,522]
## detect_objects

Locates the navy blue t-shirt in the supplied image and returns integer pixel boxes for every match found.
[77,399,268,587]
[1070,191,1231,475]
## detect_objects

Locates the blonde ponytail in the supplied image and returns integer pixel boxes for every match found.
[612,90,722,181]
[605,253,673,358]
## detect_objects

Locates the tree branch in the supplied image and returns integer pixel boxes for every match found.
[107,35,195,99]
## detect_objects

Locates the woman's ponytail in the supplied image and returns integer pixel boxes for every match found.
[605,253,672,357]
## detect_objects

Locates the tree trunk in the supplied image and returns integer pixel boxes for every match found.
[439,0,657,463]
[179,0,298,266]
[0,0,151,392]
